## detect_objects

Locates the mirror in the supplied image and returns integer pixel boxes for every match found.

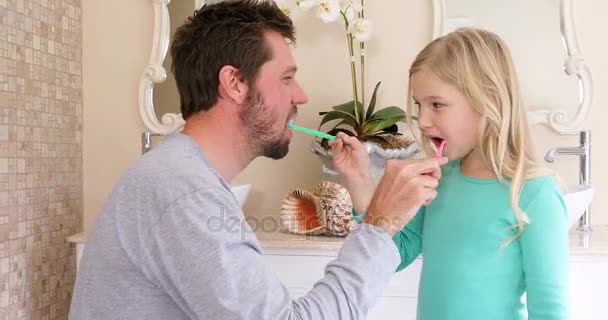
[432,0,593,133]
[138,0,199,134]
[151,0,195,128]
[140,0,593,135]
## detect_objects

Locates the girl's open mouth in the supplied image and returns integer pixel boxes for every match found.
[431,137,444,148]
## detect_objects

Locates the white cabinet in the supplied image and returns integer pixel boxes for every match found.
[570,256,608,320]
[262,248,422,319]
[262,247,608,319]
[69,228,608,319]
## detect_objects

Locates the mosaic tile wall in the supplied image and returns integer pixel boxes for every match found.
[0,0,83,319]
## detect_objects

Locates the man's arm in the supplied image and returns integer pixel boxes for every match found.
[140,188,400,320]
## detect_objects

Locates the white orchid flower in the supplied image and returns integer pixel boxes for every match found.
[275,0,300,19]
[348,18,372,42]
[297,0,319,10]
[340,0,363,12]
[315,0,341,23]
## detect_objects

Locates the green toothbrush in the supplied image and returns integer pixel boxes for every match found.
[288,120,337,141]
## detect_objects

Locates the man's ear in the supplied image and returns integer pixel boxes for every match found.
[218,65,248,105]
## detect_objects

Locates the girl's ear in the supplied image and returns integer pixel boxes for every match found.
[218,65,249,105]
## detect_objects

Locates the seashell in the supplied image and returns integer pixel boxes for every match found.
[314,181,355,236]
[279,189,326,235]
[280,181,354,237]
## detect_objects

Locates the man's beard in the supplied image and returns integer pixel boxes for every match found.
[239,88,291,160]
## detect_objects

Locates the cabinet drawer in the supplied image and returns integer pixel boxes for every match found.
[262,254,422,298]
[287,290,418,319]
[263,254,332,291]
[369,297,418,320]
[383,259,422,297]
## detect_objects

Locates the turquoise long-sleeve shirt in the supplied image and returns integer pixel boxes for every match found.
[358,159,570,319]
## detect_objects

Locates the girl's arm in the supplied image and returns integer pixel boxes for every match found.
[329,133,375,214]
[520,180,570,319]
[353,207,424,272]
[393,207,425,271]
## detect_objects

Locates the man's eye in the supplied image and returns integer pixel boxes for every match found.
[283,76,293,81]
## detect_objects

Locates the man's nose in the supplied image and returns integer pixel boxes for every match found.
[292,81,308,105]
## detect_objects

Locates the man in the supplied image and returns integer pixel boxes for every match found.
[69,1,445,319]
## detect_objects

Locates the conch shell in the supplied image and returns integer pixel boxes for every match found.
[279,181,354,237]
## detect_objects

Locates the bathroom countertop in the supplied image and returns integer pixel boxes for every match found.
[67,226,608,256]
[569,225,608,256]
[67,232,86,244]
[257,226,608,257]
[256,230,346,251]
[66,230,346,251]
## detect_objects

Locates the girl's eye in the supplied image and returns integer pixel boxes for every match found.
[413,101,421,107]
[432,102,446,109]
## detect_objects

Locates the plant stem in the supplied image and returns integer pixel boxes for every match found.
[342,11,360,124]
[347,35,359,123]
[360,0,365,113]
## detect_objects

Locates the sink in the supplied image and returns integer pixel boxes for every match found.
[564,185,594,228]
[231,184,252,208]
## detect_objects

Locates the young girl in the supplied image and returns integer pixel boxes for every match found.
[330,28,569,319]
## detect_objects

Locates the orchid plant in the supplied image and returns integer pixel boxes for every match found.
[276,0,409,147]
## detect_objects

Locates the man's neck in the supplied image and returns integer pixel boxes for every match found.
[181,108,253,183]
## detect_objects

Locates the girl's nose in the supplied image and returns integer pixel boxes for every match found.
[417,108,433,130]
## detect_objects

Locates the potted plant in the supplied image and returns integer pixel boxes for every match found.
[277,0,420,181]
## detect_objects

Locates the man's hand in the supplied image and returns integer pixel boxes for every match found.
[362,157,448,236]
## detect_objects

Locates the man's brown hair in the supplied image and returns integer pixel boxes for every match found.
[170,0,295,119]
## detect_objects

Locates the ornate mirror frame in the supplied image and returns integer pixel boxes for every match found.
[140,0,593,134]
[432,0,593,133]
[138,0,187,134]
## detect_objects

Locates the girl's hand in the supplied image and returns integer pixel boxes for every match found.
[328,133,375,214]
[329,132,372,184]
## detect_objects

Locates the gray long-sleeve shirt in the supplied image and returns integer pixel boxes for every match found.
[69,133,400,319]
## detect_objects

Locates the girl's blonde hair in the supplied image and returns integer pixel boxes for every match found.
[406,28,554,246]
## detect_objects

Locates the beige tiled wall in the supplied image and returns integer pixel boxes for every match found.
[0,0,83,319]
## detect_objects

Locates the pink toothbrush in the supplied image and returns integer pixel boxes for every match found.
[435,140,446,158]
[424,140,446,176]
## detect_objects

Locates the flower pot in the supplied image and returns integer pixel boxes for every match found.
[309,140,421,183]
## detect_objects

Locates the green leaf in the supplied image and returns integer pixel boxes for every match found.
[362,116,404,135]
[326,128,356,136]
[365,81,382,121]
[318,110,358,129]
[329,119,351,131]
[331,100,362,119]
[381,123,399,134]
[369,106,406,120]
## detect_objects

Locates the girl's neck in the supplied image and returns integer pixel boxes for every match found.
[460,149,496,179]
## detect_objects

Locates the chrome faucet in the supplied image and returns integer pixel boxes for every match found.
[141,131,165,155]
[544,130,591,231]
